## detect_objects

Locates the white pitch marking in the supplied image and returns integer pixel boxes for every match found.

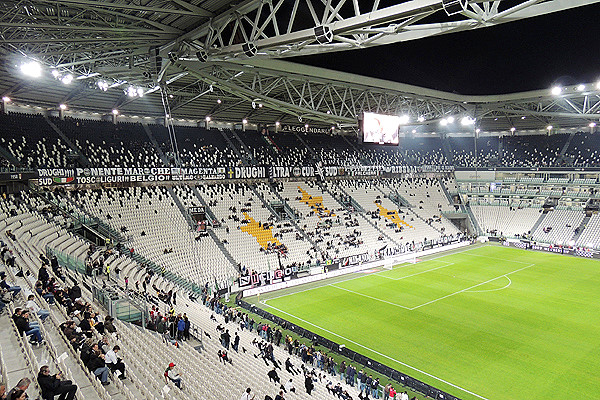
[410,263,535,310]
[259,302,492,400]
[466,275,512,293]
[327,284,412,310]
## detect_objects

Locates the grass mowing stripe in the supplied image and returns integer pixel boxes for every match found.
[260,301,492,400]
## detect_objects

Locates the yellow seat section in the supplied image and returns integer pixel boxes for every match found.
[298,186,333,217]
[240,212,281,249]
[376,203,413,229]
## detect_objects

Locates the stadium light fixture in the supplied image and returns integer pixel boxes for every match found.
[510,127,516,132]
[305,124,309,129]
[417,116,425,123]
[476,128,481,134]
[461,116,475,126]
[546,125,553,131]
[399,115,410,125]
[112,109,119,115]
[577,84,586,91]
[440,118,448,126]
[242,118,248,124]
[275,121,280,127]
[217,99,222,104]
[205,116,211,122]
[447,116,455,124]
[258,103,263,108]
[412,129,416,134]
[589,122,596,128]
[59,104,67,110]
[2,96,10,102]
[20,61,42,78]
[61,74,73,85]
[551,86,562,95]
[137,88,144,97]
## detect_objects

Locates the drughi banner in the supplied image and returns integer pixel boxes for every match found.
[36,164,454,185]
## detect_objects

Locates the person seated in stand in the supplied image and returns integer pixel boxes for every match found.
[87,344,110,385]
[37,365,78,400]
[164,362,182,389]
[0,274,20,299]
[15,310,44,344]
[26,295,50,322]
[105,345,126,379]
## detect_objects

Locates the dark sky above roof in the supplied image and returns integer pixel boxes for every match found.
[291,3,600,95]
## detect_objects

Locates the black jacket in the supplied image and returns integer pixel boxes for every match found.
[87,353,106,371]
[15,316,31,334]
[38,372,62,397]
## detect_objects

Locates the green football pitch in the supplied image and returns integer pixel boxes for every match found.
[249,244,600,400]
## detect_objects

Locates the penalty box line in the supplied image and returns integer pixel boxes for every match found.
[409,263,536,310]
[259,301,492,400]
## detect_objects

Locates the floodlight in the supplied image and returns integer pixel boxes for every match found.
[304,124,309,129]
[258,103,263,108]
[20,61,42,78]
[61,74,73,85]
[596,81,600,89]
[205,116,211,122]
[551,86,562,95]
[417,116,425,123]
[589,122,597,128]
[440,118,448,126]
[577,84,585,91]
[242,118,248,124]
[169,94,174,99]
[510,127,516,132]
[331,126,335,130]
[127,86,136,97]
[461,116,474,126]
[412,129,416,134]
[476,128,481,134]
[546,125,553,131]
[97,81,108,91]
[137,88,144,97]
[52,70,60,78]
[59,104,67,110]
[112,109,119,115]
[275,121,280,126]
[447,116,455,123]
[2,96,10,102]
[217,99,222,104]
[399,115,410,125]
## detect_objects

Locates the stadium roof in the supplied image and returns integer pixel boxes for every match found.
[1,0,599,134]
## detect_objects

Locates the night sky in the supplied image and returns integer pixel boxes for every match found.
[292,3,600,95]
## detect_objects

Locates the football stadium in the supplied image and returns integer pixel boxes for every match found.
[0,1,599,400]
